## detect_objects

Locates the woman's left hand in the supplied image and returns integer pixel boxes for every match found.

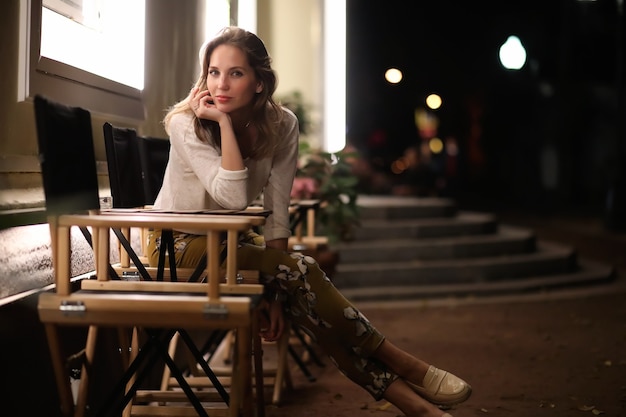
[259,298,285,342]
[188,87,227,123]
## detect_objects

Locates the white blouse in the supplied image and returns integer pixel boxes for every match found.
[153,108,299,241]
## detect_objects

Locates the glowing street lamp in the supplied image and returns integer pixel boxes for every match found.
[499,35,527,70]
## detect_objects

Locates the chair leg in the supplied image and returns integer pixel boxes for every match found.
[252,311,266,417]
[177,329,230,404]
[45,324,75,417]
[75,325,98,417]
[272,327,291,405]
[232,325,253,417]
[159,330,179,391]
[224,330,235,365]
[117,328,131,369]
[292,326,325,368]
[123,327,140,417]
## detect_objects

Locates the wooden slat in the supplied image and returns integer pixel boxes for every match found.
[226,229,238,286]
[120,226,131,268]
[130,405,229,417]
[110,265,259,282]
[135,389,224,402]
[219,284,263,295]
[38,293,252,328]
[208,231,220,299]
[96,226,110,282]
[80,280,263,294]
[54,223,71,296]
[167,375,234,387]
[44,324,74,416]
[58,213,258,231]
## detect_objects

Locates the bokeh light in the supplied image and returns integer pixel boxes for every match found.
[499,35,526,70]
[429,137,444,154]
[385,68,403,84]
[425,93,442,110]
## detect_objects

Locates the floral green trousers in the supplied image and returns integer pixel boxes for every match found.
[146,229,398,399]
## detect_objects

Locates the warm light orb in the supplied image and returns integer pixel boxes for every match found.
[499,35,527,70]
[429,137,444,154]
[426,93,442,110]
[385,68,403,84]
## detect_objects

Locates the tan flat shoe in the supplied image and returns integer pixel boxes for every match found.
[405,365,472,406]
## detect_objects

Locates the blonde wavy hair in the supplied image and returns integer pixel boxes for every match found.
[163,26,283,160]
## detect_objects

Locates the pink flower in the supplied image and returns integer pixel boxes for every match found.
[291,177,319,199]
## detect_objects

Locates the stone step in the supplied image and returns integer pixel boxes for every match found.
[334,225,536,263]
[332,241,578,288]
[326,195,618,300]
[338,259,617,302]
[356,195,457,220]
[353,211,499,240]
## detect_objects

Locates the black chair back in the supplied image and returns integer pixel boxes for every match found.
[34,95,100,214]
[102,122,147,208]
[137,135,170,205]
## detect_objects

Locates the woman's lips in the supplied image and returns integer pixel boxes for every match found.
[215,96,231,103]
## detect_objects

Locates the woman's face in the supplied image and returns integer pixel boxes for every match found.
[206,44,261,115]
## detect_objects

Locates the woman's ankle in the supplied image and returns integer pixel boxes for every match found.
[373,340,430,383]
[384,378,444,417]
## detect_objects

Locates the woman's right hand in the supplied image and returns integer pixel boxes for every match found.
[259,298,285,342]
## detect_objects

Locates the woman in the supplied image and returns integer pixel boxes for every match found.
[148,26,471,417]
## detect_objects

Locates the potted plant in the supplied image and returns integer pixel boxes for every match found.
[292,141,361,244]
[280,90,361,242]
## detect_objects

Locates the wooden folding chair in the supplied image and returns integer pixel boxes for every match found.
[288,199,328,254]
[103,122,259,283]
[34,95,266,417]
[200,200,329,406]
[101,123,295,405]
[160,201,332,406]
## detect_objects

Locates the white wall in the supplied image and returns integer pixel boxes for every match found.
[259,0,323,147]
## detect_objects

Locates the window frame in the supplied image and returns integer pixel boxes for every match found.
[19,0,144,120]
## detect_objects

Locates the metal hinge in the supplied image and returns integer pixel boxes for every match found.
[122,271,141,281]
[60,300,86,316]
[203,303,228,319]
[223,273,245,284]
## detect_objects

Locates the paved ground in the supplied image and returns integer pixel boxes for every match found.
[264,282,626,417]
[257,209,626,417]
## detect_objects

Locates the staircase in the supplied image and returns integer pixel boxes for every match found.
[331,195,616,301]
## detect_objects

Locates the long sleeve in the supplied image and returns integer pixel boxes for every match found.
[262,112,299,241]
[155,112,249,211]
[153,108,299,241]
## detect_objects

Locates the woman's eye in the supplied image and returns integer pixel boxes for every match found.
[231,71,243,77]
[208,69,219,76]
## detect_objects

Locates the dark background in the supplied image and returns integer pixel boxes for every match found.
[346,0,625,227]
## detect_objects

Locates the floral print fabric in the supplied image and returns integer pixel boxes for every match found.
[146,230,398,399]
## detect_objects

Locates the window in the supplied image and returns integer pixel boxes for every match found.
[204,0,257,40]
[41,0,145,90]
[205,0,231,39]
[19,0,145,119]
